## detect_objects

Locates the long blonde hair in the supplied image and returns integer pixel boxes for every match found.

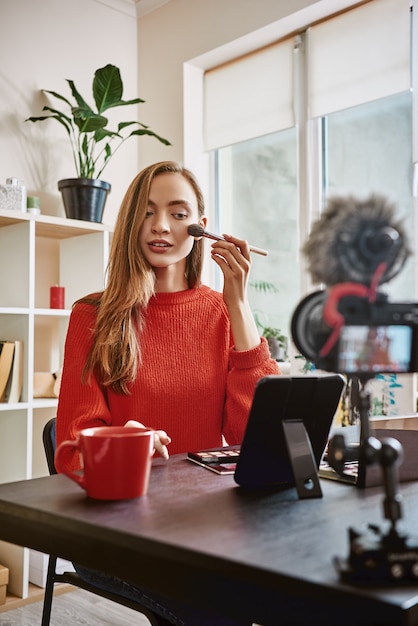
[82,161,206,393]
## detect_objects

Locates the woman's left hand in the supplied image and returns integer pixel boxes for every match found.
[124,420,171,460]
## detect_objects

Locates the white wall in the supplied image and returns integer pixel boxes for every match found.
[0,0,359,226]
[0,0,139,225]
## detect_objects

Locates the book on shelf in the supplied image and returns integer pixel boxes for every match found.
[5,340,23,403]
[0,340,24,403]
[0,341,15,401]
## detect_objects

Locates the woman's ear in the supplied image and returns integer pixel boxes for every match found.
[193,216,207,240]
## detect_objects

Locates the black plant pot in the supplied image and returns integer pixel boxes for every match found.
[58,178,111,223]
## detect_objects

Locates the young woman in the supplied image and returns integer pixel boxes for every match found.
[56,161,279,625]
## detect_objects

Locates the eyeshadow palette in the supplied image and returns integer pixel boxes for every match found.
[187,445,240,474]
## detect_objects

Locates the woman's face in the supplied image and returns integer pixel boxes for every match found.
[139,172,206,271]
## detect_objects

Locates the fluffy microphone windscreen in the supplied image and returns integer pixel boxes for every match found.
[303,194,411,286]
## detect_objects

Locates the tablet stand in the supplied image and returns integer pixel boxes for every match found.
[282,420,323,499]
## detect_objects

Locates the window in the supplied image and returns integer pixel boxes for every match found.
[203,0,413,353]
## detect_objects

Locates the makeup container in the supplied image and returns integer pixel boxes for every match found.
[50,286,65,309]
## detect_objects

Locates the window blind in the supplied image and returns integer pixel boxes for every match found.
[307,0,411,118]
[203,39,295,151]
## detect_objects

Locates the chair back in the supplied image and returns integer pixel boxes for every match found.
[42,418,57,475]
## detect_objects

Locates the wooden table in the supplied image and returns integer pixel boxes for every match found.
[0,454,418,625]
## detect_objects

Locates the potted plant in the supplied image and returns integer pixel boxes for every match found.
[26,64,171,222]
[258,323,289,361]
[250,280,289,361]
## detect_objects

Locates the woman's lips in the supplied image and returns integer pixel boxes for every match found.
[147,240,173,253]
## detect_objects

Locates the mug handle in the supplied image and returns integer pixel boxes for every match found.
[55,439,86,489]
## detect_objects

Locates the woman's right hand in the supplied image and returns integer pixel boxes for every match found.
[124,420,171,460]
[210,234,261,351]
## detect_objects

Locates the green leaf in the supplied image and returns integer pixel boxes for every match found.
[249,280,279,294]
[73,109,108,133]
[105,97,145,110]
[26,111,73,137]
[128,128,171,145]
[117,121,144,131]
[42,89,73,108]
[93,64,123,113]
[42,106,73,125]
[80,135,87,155]
[67,80,94,113]
[94,128,121,142]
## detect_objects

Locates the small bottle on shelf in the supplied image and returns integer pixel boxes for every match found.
[0,177,27,212]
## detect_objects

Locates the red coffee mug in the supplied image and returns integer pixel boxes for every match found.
[55,426,154,500]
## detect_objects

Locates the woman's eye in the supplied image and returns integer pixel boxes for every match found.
[145,210,154,218]
[173,212,188,219]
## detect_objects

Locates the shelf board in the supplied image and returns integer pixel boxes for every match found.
[34,309,72,317]
[0,308,71,316]
[0,402,29,412]
[0,209,113,239]
[0,308,29,315]
[0,400,58,411]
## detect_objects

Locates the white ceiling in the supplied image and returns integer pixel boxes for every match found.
[135,0,171,17]
[95,0,171,17]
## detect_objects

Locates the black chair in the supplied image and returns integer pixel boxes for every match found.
[41,417,171,626]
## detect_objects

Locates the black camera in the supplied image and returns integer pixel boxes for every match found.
[290,194,413,378]
[291,290,418,376]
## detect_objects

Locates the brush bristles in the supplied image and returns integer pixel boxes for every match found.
[187,224,205,237]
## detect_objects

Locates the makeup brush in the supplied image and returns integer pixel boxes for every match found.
[187,224,268,256]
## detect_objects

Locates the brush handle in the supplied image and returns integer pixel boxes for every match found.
[203,229,268,256]
[247,244,268,257]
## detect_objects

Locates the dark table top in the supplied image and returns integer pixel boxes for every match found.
[1,454,418,625]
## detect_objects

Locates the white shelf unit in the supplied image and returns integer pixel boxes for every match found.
[0,209,112,598]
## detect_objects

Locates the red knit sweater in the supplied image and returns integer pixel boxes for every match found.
[56,285,280,472]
